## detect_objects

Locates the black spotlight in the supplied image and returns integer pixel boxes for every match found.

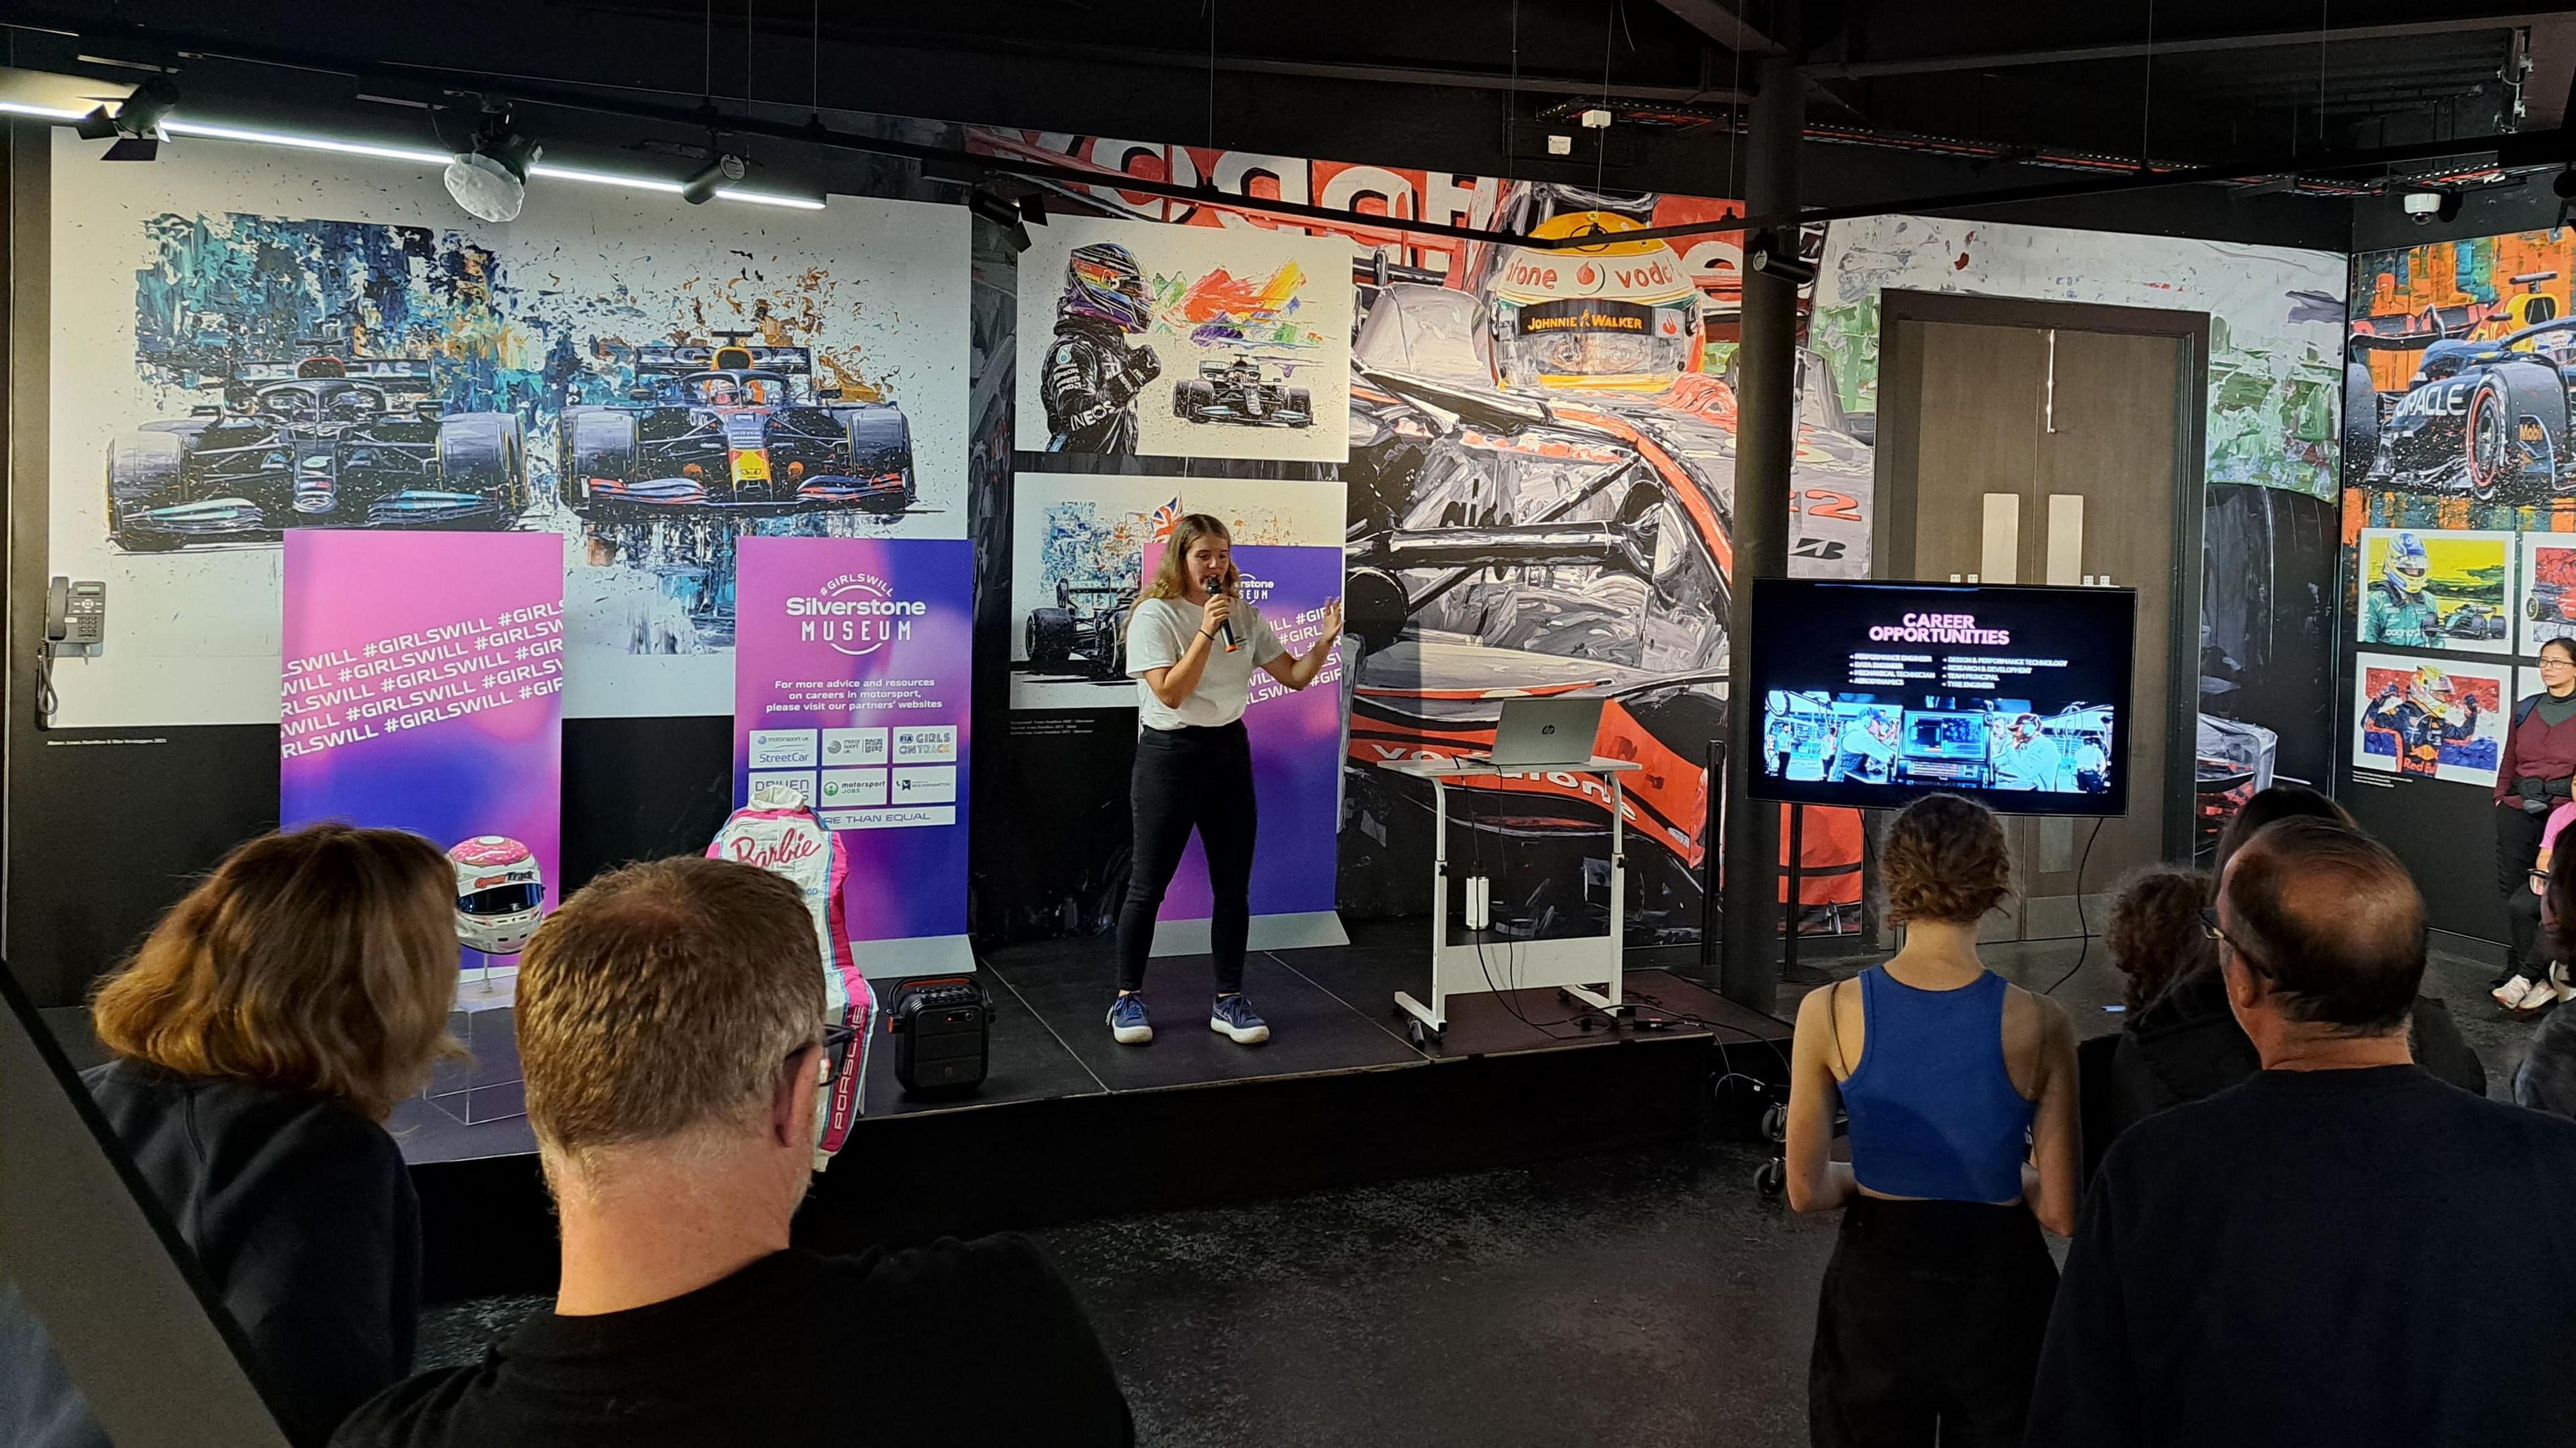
[76,76,178,162]
[965,184,1032,253]
[682,152,747,205]
[1746,229,1817,286]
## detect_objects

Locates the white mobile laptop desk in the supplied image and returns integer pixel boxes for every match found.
[1381,755,1644,1042]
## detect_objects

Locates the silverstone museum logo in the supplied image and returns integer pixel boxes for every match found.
[790,571,925,657]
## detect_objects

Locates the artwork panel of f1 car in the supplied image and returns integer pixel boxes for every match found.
[2348,317,2576,504]
[559,334,916,520]
[105,349,531,551]
[1173,359,1316,430]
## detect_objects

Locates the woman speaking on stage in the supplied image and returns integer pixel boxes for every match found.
[1108,513,1342,1048]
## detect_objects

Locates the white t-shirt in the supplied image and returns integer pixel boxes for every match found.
[1126,596,1285,730]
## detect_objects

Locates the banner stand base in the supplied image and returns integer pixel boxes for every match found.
[859,934,977,979]
[1149,910,1347,958]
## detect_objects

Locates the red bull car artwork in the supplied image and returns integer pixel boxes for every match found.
[559,334,915,517]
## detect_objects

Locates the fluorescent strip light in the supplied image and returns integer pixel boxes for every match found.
[711,188,828,211]
[0,101,91,122]
[6,104,828,211]
[164,119,449,167]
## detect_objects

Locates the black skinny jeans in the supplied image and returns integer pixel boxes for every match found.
[1116,722,1256,995]
[2501,802,2549,976]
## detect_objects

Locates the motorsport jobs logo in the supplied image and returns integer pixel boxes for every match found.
[788,571,926,657]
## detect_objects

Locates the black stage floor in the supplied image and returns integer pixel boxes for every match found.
[381,917,1790,1166]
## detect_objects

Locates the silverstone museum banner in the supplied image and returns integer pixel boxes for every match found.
[733,535,975,975]
[46,127,969,728]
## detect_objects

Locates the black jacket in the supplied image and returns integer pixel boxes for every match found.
[0,1061,420,1448]
[1040,317,1158,455]
[2106,967,2487,1151]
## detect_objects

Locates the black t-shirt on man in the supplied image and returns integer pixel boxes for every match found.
[331,1237,1132,1448]
[2029,1065,2576,1447]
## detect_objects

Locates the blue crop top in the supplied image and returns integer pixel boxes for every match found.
[1835,966,2035,1204]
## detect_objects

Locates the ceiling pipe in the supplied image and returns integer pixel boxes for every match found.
[6,14,2557,252]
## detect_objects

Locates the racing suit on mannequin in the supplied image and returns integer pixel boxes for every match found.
[1042,316,1161,455]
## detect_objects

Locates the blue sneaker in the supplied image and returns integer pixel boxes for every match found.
[1108,994,1152,1045]
[1210,993,1271,1045]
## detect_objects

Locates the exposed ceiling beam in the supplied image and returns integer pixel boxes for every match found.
[1805,10,2576,79]
[1649,0,1787,57]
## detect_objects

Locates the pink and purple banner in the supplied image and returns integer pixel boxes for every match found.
[280,532,566,936]
[1145,543,1346,928]
[733,535,975,974]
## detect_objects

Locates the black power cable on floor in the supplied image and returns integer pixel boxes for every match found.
[2042,817,2110,997]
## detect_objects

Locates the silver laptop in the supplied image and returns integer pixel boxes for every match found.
[1488,698,1605,769]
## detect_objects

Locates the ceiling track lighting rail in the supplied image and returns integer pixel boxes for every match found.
[5,14,2571,248]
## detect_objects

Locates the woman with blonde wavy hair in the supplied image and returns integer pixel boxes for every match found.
[1,823,460,1448]
[1108,512,1342,1048]
[1784,793,2078,1448]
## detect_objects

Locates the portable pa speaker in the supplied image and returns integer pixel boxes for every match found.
[888,975,991,1095]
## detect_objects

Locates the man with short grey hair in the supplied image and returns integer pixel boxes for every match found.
[2028,816,2576,1446]
[335,856,1131,1447]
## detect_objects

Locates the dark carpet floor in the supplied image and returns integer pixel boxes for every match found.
[417,939,2543,1447]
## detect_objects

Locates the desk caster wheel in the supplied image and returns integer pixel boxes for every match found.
[1405,1018,1438,1048]
[1754,1159,1786,1197]
[1760,1103,1788,1143]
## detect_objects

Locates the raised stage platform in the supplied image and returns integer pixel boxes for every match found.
[41,919,1801,1303]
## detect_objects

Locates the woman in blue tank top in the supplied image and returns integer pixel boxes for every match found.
[1784,793,2079,1448]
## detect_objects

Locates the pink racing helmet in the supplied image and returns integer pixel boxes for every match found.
[448,834,545,957]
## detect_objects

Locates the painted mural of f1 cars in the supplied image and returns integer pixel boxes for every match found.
[2349,316,2576,501]
[559,334,914,518]
[105,352,528,550]
[1335,203,1874,934]
[1024,581,1132,681]
[1173,359,1314,429]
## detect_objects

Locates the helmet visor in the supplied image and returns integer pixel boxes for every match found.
[1496,299,1695,385]
[460,883,543,916]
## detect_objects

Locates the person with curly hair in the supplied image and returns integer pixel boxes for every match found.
[1786,793,2078,1447]
[2104,867,2214,1013]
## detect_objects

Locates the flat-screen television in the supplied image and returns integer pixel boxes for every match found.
[1746,579,2136,818]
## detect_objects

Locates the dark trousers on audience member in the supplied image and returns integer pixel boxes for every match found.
[1809,1196,2057,1448]
[2501,803,2548,976]
[1116,722,1256,995]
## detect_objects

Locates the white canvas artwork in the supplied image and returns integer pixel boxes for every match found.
[2352,650,2509,787]
[1008,471,1345,710]
[48,128,969,725]
[1014,215,1353,464]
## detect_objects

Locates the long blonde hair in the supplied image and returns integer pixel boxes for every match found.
[1132,512,1233,622]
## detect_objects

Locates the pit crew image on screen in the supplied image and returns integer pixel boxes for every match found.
[1761,696,2116,795]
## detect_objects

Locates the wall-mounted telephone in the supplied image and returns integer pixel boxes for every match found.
[38,577,105,727]
[45,577,106,656]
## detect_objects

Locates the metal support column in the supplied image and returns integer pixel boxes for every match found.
[1719,38,1804,1011]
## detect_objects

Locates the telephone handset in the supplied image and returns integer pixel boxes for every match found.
[46,577,106,653]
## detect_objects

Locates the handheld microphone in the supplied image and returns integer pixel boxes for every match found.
[1218,571,1240,653]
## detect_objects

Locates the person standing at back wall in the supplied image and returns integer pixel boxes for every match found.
[2496,636,2576,1012]
[1108,514,1342,1050]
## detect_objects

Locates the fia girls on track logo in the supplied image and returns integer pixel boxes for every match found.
[788,571,926,657]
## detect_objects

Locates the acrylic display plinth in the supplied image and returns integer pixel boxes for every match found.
[426,955,524,1125]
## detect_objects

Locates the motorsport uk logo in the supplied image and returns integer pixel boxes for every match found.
[789,571,926,657]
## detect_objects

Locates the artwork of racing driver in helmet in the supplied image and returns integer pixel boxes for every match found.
[1042,241,1163,455]
[2360,531,2446,647]
[2363,665,2487,779]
